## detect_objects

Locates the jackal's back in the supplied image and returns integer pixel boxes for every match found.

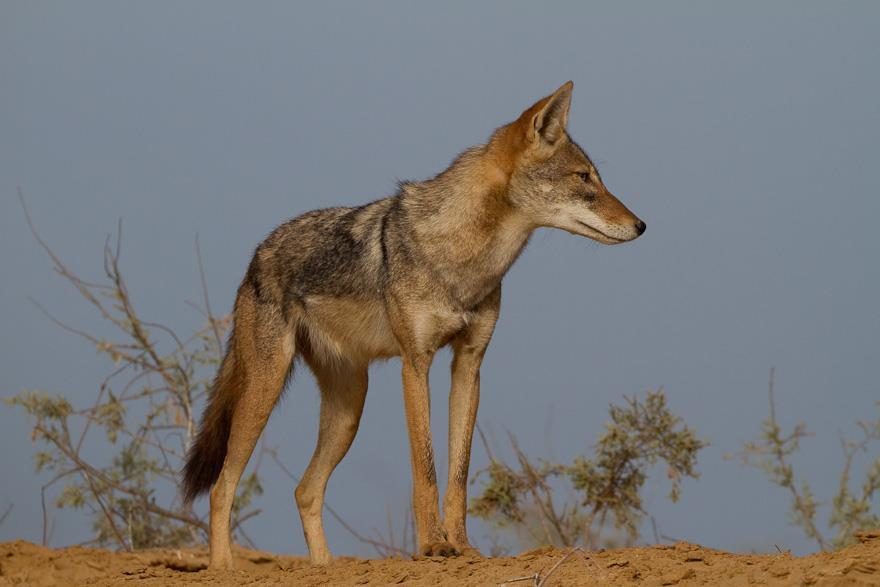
[245,197,398,309]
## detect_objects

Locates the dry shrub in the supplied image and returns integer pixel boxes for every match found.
[470,389,706,550]
[6,198,262,549]
[734,368,879,550]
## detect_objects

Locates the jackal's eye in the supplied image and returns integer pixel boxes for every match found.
[576,171,591,182]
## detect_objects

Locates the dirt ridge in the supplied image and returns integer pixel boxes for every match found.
[1,537,878,586]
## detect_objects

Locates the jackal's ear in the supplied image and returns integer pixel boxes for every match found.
[525,81,573,146]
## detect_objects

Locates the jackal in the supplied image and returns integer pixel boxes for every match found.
[182,81,645,568]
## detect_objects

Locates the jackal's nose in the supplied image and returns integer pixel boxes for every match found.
[634,220,646,235]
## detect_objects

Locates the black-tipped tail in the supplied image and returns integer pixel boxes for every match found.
[182,348,240,503]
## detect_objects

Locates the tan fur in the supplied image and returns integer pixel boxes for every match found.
[182,82,645,568]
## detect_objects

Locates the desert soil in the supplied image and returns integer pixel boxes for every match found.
[1,534,878,586]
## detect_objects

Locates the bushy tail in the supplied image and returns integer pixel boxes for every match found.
[182,340,242,504]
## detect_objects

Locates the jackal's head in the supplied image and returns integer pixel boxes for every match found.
[495,81,645,244]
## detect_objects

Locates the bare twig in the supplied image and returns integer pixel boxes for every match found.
[537,547,583,587]
[195,235,223,350]
[476,420,496,462]
[0,503,13,527]
[231,509,263,531]
[499,547,585,587]
[40,470,77,547]
[649,516,679,544]
[500,572,540,586]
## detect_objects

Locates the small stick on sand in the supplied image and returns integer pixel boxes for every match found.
[499,547,585,587]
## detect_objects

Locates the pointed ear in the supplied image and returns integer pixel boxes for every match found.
[523,81,573,146]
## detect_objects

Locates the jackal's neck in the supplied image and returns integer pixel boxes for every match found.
[401,147,533,306]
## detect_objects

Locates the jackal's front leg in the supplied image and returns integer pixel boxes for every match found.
[401,352,458,557]
[443,292,500,556]
[443,347,483,556]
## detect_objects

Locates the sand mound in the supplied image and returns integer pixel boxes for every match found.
[1,534,878,586]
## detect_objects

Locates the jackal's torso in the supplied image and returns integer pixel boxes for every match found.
[242,156,531,366]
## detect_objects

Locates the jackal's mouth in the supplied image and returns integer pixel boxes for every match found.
[574,220,625,243]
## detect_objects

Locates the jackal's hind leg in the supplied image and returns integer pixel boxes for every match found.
[208,308,295,570]
[295,358,369,565]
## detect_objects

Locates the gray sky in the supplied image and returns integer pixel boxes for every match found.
[2,1,878,557]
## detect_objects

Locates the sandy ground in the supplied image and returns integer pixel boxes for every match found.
[1,534,878,586]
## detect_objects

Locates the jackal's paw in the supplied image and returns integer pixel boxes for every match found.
[208,556,235,571]
[455,545,483,558]
[308,552,333,566]
[419,541,460,558]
